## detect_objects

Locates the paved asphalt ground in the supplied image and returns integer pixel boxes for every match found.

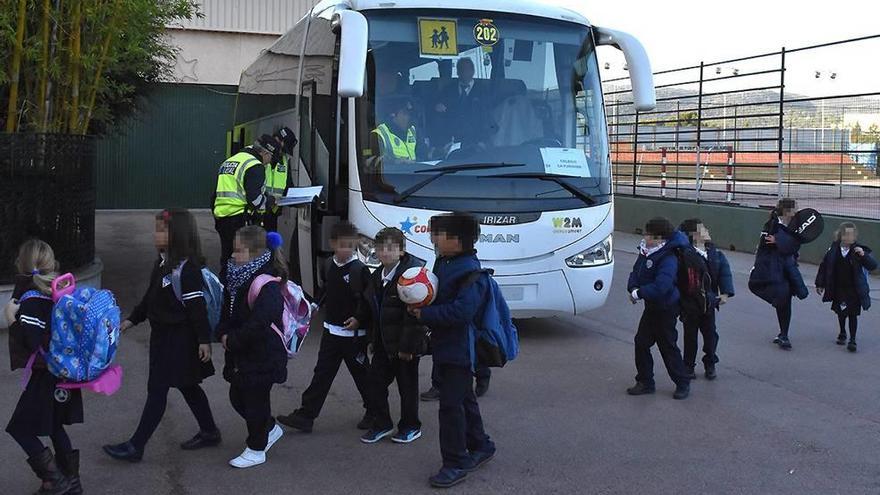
[2,210,879,494]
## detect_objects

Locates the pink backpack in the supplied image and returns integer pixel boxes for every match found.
[247,275,315,357]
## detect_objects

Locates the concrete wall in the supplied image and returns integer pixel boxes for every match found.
[168,30,281,86]
[615,196,880,265]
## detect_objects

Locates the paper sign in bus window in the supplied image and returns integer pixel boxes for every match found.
[419,18,458,56]
[540,148,592,178]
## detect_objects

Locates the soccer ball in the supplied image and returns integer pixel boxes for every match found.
[397,267,439,307]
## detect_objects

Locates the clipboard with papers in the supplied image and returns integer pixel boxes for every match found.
[277,186,324,207]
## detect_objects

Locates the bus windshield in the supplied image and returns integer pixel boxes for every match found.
[356,10,610,213]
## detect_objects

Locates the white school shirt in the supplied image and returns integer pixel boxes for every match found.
[382,261,401,287]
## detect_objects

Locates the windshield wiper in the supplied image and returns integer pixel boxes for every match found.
[393,163,525,204]
[489,172,598,206]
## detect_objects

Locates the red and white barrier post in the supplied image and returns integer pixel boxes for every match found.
[725,149,734,202]
[660,147,668,198]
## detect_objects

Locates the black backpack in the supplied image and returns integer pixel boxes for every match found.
[675,247,712,320]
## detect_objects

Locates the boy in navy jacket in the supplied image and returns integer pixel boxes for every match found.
[410,212,495,489]
[679,219,735,379]
[626,217,692,399]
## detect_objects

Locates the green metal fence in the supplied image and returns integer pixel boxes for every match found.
[95,83,238,209]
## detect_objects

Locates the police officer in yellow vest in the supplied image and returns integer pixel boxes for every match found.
[260,126,297,232]
[371,97,421,161]
[213,134,279,266]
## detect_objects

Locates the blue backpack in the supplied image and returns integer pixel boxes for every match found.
[42,279,121,382]
[171,260,224,341]
[459,270,519,367]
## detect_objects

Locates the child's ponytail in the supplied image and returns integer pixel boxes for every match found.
[15,239,59,296]
[266,231,289,283]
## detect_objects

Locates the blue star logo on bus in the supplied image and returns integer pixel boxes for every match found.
[400,217,416,234]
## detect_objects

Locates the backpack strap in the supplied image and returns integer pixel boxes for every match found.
[247,274,282,308]
[456,269,494,292]
[170,259,189,302]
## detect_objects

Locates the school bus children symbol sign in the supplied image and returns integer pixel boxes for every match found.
[419,18,458,56]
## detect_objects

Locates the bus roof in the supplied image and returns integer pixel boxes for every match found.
[311,0,590,27]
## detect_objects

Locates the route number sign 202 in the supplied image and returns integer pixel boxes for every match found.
[474,20,499,46]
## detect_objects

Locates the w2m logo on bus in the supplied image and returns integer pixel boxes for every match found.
[552,217,583,234]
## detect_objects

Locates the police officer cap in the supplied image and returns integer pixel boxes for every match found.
[381,96,414,118]
[275,126,298,155]
[255,134,280,157]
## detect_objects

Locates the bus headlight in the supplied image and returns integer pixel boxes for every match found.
[356,235,382,269]
[565,235,613,268]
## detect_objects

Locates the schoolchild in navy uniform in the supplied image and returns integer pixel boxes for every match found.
[410,212,495,489]
[754,198,809,350]
[218,225,289,468]
[104,209,220,463]
[360,227,426,444]
[277,221,374,433]
[679,219,735,380]
[626,217,692,400]
[815,222,878,352]
[5,239,84,495]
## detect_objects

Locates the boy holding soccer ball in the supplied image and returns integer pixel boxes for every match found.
[360,227,427,444]
[410,212,495,489]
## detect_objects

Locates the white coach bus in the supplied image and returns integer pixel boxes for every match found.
[230,0,655,317]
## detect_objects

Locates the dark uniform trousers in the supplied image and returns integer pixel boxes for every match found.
[634,307,690,387]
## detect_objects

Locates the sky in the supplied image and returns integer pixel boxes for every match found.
[550,0,880,97]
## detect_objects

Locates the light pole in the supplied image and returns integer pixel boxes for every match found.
[814,70,838,150]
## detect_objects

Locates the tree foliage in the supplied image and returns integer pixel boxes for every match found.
[0,0,200,135]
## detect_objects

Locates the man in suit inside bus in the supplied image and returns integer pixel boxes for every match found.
[432,57,493,152]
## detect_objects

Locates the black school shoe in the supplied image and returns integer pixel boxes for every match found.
[847,341,857,353]
[836,333,847,345]
[429,467,469,488]
[180,429,222,450]
[773,335,792,350]
[475,378,490,398]
[673,384,690,400]
[465,449,496,472]
[626,382,655,396]
[277,412,313,433]
[704,365,717,380]
[102,441,143,463]
[685,366,697,380]
[421,386,440,401]
[357,413,374,430]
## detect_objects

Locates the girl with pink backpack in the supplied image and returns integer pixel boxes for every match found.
[5,240,83,495]
[218,226,291,468]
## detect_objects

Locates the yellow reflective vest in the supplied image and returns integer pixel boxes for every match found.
[372,123,417,160]
[261,154,289,214]
[213,151,262,218]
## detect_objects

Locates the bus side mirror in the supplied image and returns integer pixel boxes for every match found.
[594,27,656,112]
[333,10,368,98]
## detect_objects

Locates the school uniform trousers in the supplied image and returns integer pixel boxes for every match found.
[368,336,421,432]
[682,310,719,369]
[295,328,372,421]
[634,306,690,387]
[435,364,494,469]
[431,361,490,389]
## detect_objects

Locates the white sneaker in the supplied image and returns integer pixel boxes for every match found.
[229,448,266,469]
[266,424,284,452]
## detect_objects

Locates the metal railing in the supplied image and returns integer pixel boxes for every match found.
[603,35,880,220]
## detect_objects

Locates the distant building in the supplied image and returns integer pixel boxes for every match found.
[96,0,316,209]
